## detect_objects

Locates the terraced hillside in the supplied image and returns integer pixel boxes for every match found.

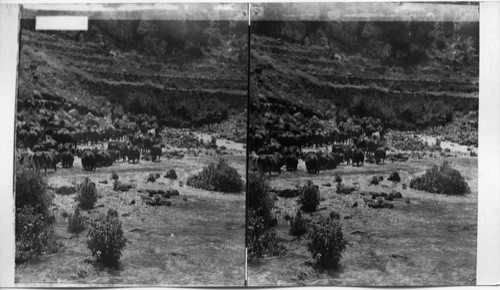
[19,19,247,131]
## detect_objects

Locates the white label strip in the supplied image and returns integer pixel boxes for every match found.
[35,16,88,31]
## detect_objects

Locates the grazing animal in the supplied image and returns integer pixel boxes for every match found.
[374,147,386,164]
[32,151,58,172]
[81,149,96,171]
[61,151,74,168]
[128,146,140,163]
[285,154,298,171]
[257,153,283,176]
[150,144,162,162]
[94,150,114,167]
[305,152,320,174]
[352,149,365,166]
[108,141,129,162]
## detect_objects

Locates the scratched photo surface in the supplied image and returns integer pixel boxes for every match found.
[247,2,478,286]
[14,3,247,286]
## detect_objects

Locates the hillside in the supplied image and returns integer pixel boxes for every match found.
[18,18,247,129]
[249,19,479,149]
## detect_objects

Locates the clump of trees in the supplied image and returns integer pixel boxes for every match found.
[410,161,470,195]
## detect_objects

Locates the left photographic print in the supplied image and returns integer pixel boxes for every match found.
[14,3,248,286]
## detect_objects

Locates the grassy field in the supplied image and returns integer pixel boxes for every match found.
[248,152,477,286]
[15,141,246,286]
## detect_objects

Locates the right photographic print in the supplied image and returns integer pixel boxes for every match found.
[247,2,479,286]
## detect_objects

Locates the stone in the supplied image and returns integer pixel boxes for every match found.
[56,186,75,195]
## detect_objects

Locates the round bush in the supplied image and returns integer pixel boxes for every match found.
[187,158,244,193]
[307,216,347,269]
[75,178,98,209]
[87,213,127,266]
[410,161,470,195]
[298,180,320,212]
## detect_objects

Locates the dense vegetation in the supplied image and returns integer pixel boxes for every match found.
[410,161,471,195]
[187,158,244,193]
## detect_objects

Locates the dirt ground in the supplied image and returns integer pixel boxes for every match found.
[15,139,246,286]
[248,146,477,286]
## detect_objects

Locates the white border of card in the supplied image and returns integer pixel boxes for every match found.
[1,0,500,288]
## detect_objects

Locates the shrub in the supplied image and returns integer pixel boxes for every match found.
[247,173,274,227]
[67,208,86,233]
[146,173,157,183]
[186,158,244,193]
[16,206,61,263]
[410,161,471,195]
[289,210,307,236]
[298,180,320,212]
[16,167,51,217]
[87,212,127,266]
[307,216,347,269]
[111,172,119,180]
[247,210,286,260]
[75,178,98,209]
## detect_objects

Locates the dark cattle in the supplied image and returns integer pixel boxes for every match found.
[32,151,57,172]
[18,150,34,167]
[128,146,140,163]
[285,154,298,171]
[108,141,129,162]
[318,152,338,170]
[305,152,320,174]
[33,144,44,152]
[81,149,96,171]
[150,144,162,162]
[61,151,74,168]
[53,129,76,148]
[257,153,283,176]
[332,145,352,164]
[374,147,386,164]
[352,149,365,166]
[94,150,114,167]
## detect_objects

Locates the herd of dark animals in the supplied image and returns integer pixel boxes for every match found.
[250,130,388,176]
[16,94,168,172]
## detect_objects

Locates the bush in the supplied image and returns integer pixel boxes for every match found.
[67,208,86,233]
[146,173,157,183]
[247,173,274,227]
[289,210,307,236]
[15,167,61,263]
[247,210,286,260]
[16,167,51,217]
[75,178,99,209]
[307,216,347,269]
[186,158,244,193]
[336,183,358,195]
[16,206,61,263]
[111,172,119,180]
[410,161,471,195]
[87,212,128,266]
[298,180,320,212]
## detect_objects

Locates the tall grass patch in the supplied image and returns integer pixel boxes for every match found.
[410,161,470,195]
[187,158,244,193]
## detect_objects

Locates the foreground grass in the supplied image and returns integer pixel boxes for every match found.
[16,154,245,286]
[248,156,477,286]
